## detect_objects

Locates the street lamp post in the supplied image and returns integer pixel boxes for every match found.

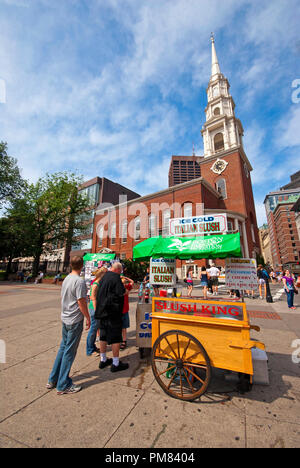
[265,278,273,303]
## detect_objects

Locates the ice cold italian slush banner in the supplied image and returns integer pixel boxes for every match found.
[169,214,227,237]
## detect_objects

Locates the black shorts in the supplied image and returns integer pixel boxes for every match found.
[210,277,219,286]
[100,320,122,345]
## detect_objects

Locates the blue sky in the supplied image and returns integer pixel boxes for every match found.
[0,0,299,226]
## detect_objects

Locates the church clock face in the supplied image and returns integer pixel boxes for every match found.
[211,158,228,175]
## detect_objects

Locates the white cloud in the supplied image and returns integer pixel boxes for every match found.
[0,0,299,201]
[276,105,300,148]
[255,201,267,227]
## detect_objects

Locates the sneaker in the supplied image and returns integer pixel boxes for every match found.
[46,382,56,390]
[57,384,82,395]
[99,358,113,369]
[111,361,129,373]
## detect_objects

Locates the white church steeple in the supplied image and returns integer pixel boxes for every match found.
[211,33,221,78]
[201,35,244,158]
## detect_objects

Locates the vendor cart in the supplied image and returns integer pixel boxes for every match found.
[151,296,264,401]
[133,233,266,401]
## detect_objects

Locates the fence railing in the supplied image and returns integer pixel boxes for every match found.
[0,260,70,275]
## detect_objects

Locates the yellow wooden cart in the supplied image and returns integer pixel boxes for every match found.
[151,296,265,401]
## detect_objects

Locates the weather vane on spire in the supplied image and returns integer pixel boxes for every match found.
[210,32,215,43]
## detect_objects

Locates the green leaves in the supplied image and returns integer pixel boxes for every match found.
[0,141,25,207]
[2,170,91,275]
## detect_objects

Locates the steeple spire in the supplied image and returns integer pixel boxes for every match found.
[201,34,244,158]
[211,33,221,78]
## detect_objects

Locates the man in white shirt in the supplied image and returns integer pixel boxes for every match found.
[207,263,220,296]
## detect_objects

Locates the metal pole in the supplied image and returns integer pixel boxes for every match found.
[265,279,273,303]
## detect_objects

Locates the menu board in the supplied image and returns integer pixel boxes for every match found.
[150,258,176,286]
[225,258,258,291]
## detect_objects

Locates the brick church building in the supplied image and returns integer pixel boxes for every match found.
[92,37,260,278]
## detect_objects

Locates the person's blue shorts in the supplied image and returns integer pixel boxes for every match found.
[122,312,130,329]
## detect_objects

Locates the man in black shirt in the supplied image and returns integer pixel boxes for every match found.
[95,262,129,372]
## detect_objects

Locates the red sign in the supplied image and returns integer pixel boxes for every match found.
[154,299,243,321]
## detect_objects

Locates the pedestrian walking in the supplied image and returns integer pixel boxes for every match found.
[257,265,267,299]
[199,266,209,300]
[185,267,194,297]
[47,256,91,395]
[246,289,255,299]
[120,275,134,350]
[282,269,298,310]
[86,266,108,356]
[207,263,220,296]
[95,262,129,372]
[270,270,277,284]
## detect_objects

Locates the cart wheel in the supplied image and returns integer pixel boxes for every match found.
[151,330,211,401]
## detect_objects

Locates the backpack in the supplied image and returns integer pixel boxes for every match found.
[262,269,270,280]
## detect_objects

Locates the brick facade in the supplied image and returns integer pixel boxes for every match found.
[92,167,255,277]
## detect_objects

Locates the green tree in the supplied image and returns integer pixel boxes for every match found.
[122,258,149,282]
[0,214,33,278]
[6,172,91,276]
[0,142,24,206]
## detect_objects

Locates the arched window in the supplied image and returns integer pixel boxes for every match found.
[121,219,127,244]
[216,178,227,199]
[214,132,224,152]
[98,224,104,247]
[162,209,170,237]
[214,107,220,116]
[148,213,157,238]
[182,202,193,218]
[134,217,140,241]
[110,223,116,245]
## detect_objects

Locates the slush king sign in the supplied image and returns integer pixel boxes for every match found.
[169,214,228,237]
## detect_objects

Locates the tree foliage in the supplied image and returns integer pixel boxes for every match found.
[0,142,24,206]
[122,258,149,282]
[5,172,91,275]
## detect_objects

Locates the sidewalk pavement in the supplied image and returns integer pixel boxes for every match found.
[0,282,299,448]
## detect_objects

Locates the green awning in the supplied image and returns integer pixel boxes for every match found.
[133,233,242,261]
[83,253,116,262]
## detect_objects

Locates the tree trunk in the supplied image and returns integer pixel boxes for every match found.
[64,213,75,270]
[5,254,13,280]
[33,247,43,277]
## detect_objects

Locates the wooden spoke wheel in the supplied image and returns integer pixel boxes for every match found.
[151,330,211,401]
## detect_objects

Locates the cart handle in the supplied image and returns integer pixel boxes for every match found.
[229,340,265,350]
[250,325,260,332]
